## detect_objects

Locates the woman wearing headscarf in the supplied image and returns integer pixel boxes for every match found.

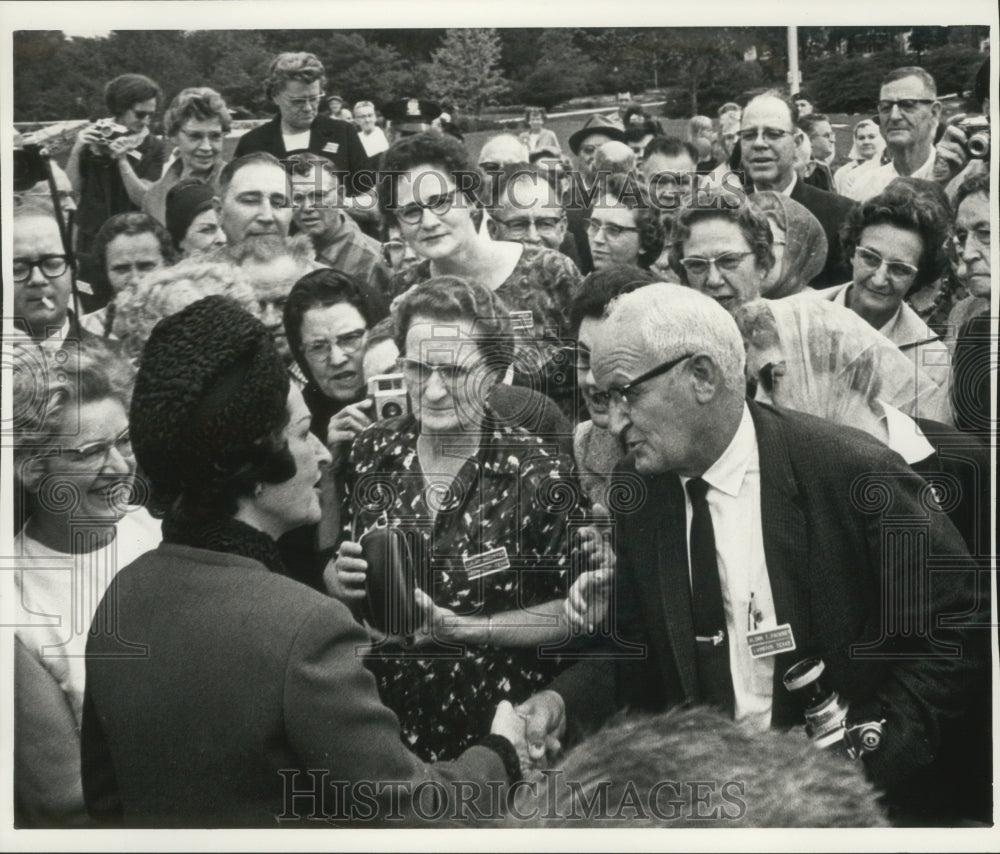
[13,338,160,826]
[834,119,886,196]
[749,191,828,297]
[81,296,527,826]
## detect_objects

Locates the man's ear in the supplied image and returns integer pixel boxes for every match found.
[18,455,46,494]
[930,100,943,120]
[689,353,723,403]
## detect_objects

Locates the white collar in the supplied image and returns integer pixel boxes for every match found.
[879,401,934,464]
[682,403,755,498]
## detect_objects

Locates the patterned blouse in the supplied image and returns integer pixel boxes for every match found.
[385,244,582,340]
[346,414,586,761]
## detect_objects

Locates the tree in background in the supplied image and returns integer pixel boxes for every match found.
[513,30,599,110]
[425,28,510,116]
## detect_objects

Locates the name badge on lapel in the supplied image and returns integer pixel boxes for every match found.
[747,624,796,659]
[509,310,534,335]
[463,547,510,580]
[323,142,340,154]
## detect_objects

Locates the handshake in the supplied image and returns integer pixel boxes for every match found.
[489,691,567,779]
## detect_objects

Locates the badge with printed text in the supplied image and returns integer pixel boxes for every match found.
[323,142,340,154]
[463,547,511,579]
[747,624,796,659]
[509,310,534,335]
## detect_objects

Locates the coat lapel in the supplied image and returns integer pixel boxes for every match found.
[748,401,812,727]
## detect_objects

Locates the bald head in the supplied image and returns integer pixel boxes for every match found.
[594,141,637,176]
[478,133,528,167]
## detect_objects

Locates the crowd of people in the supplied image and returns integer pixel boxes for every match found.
[9,47,993,830]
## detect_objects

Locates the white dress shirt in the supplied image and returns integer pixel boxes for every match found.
[680,404,775,731]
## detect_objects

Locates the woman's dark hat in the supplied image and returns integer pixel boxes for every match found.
[130,295,289,498]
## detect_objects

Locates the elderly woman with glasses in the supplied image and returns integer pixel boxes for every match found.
[331,277,598,763]
[142,87,231,226]
[233,52,368,193]
[818,182,954,423]
[668,198,775,316]
[586,174,665,274]
[379,132,582,399]
[13,339,161,826]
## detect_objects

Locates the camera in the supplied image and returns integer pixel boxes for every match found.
[367,373,410,420]
[92,118,130,142]
[954,115,990,160]
[783,657,885,760]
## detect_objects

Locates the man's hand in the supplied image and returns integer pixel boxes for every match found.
[411,587,462,646]
[515,690,566,770]
[934,123,970,185]
[324,540,368,601]
[566,567,614,633]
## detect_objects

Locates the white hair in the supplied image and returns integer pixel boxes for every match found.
[604,284,746,391]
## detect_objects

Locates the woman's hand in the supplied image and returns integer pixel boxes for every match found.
[107,135,140,161]
[567,525,616,632]
[324,540,368,601]
[327,399,374,469]
[411,587,463,646]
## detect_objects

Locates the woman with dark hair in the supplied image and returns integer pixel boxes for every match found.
[669,199,775,315]
[282,267,377,447]
[379,131,582,413]
[66,73,166,257]
[587,174,664,273]
[13,338,160,826]
[568,265,658,513]
[819,181,953,419]
[163,179,227,257]
[82,211,176,337]
[80,295,527,826]
[332,276,593,762]
[519,107,561,156]
[143,87,231,224]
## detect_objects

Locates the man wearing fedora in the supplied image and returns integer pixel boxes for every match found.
[565,114,627,274]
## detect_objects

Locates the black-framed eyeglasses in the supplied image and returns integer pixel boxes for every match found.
[579,144,600,156]
[679,251,754,281]
[495,215,565,234]
[400,357,476,388]
[876,99,935,114]
[393,189,460,225]
[853,246,918,283]
[12,255,69,283]
[605,353,694,409]
[585,218,639,240]
[283,92,325,108]
[61,426,133,467]
[303,328,367,359]
[738,127,793,145]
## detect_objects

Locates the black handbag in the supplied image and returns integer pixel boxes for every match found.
[358,517,420,638]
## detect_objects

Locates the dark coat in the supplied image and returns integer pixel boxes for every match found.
[550,401,988,823]
[81,544,511,827]
[233,115,370,195]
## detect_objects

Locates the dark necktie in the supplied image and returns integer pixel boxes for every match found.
[686,477,735,715]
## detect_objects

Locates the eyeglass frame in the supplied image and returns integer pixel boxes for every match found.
[392,188,464,226]
[399,356,478,388]
[852,245,919,283]
[738,127,795,145]
[12,254,70,283]
[280,91,326,108]
[584,217,639,240]
[302,328,368,360]
[58,426,133,468]
[605,352,695,410]
[952,226,991,253]
[876,98,935,114]
[492,213,566,233]
[678,251,755,281]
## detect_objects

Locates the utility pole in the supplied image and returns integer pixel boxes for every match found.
[787,26,802,94]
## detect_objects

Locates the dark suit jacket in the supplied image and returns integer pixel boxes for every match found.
[551,401,988,822]
[82,544,511,827]
[233,115,370,195]
[788,178,856,287]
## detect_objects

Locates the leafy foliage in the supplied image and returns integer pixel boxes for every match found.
[424,29,510,116]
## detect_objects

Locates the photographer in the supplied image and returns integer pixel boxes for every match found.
[66,73,166,257]
[933,58,990,202]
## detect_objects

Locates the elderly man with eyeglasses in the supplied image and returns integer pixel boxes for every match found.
[841,67,943,203]
[740,91,855,286]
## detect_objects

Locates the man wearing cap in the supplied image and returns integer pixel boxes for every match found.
[234,53,368,197]
[382,97,443,145]
[565,115,627,274]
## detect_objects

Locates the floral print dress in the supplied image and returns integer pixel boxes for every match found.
[346,414,586,761]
